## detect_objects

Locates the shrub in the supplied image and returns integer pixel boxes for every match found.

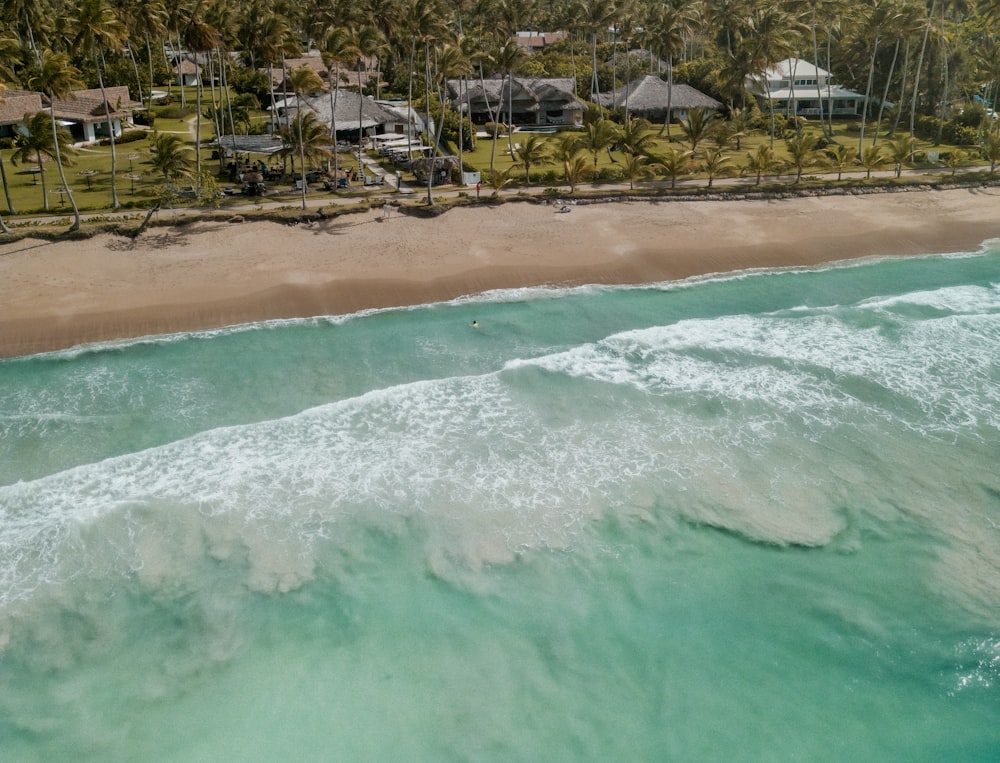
[157,104,196,120]
[99,129,147,146]
[133,110,156,127]
[484,122,507,138]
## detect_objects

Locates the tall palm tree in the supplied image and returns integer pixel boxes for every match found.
[287,65,325,209]
[12,110,76,210]
[647,1,695,137]
[493,39,526,159]
[739,5,802,147]
[575,0,617,109]
[68,0,126,210]
[857,0,903,156]
[321,26,360,187]
[0,36,21,223]
[182,1,220,194]
[29,50,86,232]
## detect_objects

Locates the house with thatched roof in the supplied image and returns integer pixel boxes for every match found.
[513,31,567,52]
[48,86,142,144]
[748,58,867,118]
[446,76,586,126]
[263,54,380,96]
[0,89,44,140]
[599,75,721,122]
[274,90,413,143]
[172,59,202,87]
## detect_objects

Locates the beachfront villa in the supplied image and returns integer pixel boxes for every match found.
[0,86,140,144]
[273,91,427,143]
[446,77,586,126]
[598,75,721,122]
[748,58,868,118]
[48,87,142,144]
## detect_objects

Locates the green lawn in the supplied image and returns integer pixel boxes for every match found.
[1,112,992,220]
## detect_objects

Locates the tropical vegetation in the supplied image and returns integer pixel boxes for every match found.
[0,0,998,225]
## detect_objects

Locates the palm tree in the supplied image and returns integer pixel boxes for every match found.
[494,39,526,159]
[576,0,618,108]
[740,6,802,148]
[647,1,695,137]
[654,146,693,188]
[701,148,732,188]
[514,134,549,183]
[68,0,126,210]
[0,36,21,224]
[149,132,195,182]
[486,165,513,197]
[887,135,917,176]
[11,111,76,211]
[680,108,717,154]
[745,142,778,184]
[287,65,325,209]
[857,0,902,156]
[321,26,360,190]
[785,132,822,182]
[182,1,219,195]
[618,116,655,157]
[562,152,592,193]
[860,144,886,178]
[943,148,968,176]
[581,118,620,168]
[621,152,651,190]
[982,132,1000,174]
[277,112,335,207]
[826,143,855,180]
[29,50,86,232]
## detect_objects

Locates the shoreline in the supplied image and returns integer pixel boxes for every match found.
[2,187,999,358]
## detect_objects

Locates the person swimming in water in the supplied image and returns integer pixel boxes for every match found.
[471,320,479,328]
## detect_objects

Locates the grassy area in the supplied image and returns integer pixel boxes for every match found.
[1,109,993,222]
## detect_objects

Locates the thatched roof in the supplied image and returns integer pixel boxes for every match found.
[275,90,398,133]
[0,89,44,125]
[49,87,141,124]
[446,76,585,114]
[599,75,721,118]
[410,155,460,181]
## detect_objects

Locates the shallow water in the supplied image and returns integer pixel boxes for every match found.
[1,245,999,760]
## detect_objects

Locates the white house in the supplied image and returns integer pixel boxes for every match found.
[749,58,867,118]
[48,87,142,144]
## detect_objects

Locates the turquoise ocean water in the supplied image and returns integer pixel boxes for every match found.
[1,243,999,761]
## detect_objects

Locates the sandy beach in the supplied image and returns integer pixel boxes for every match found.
[1,188,998,358]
